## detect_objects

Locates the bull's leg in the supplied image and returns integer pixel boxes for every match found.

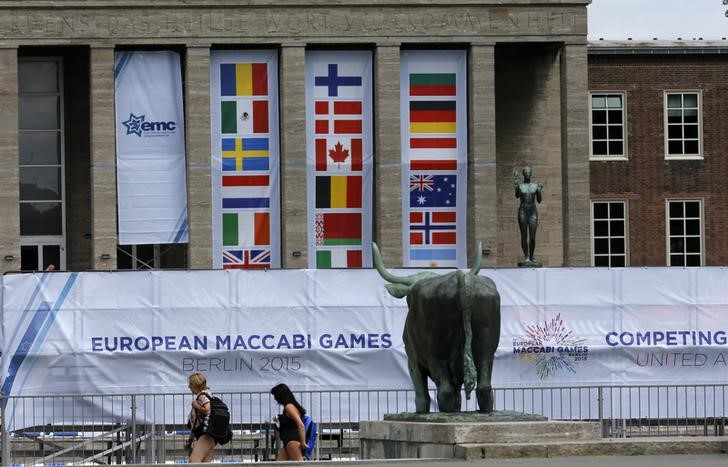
[408,359,431,413]
[475,359,494,413]
[436,378,462,412]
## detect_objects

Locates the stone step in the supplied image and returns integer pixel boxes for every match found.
[362,420,601,445]
[455,436,728,459]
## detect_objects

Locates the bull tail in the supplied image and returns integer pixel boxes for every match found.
[458,271,477,400]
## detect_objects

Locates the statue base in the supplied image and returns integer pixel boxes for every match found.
[360,411,600,459]
[518,259,543,268]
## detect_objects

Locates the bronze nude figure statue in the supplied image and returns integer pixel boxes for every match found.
[514,166,543,267]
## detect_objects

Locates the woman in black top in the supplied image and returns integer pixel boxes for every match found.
[271,383,308,461]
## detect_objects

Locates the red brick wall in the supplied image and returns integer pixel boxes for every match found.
[588,53,728,266]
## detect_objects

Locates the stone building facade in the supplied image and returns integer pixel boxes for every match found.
[588,41,728,267]
[0,0,591,273]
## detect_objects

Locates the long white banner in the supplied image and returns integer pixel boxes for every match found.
[210,50,281,269]
[114,51,189,244]
[305,51,374,268]
[400,51,467,267]
[4,268,728,401]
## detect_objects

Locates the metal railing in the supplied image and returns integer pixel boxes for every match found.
[2,384,727,465]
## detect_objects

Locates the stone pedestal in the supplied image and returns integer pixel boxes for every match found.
[360,412,600,460]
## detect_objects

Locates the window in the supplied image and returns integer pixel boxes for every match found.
[667,200,702,266]
[591,201,627,267]
[18,58,66,271]
[664,91,701,158]
[590,93,625,158]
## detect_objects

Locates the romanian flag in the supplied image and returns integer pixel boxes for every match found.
[221,137,269,171]
[409,101,456,134]
[315,212,361,246]
[315,175,362,208]
[220,63,268,96]
[409,73,456,96]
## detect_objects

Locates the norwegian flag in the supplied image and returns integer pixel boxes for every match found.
[409,211,457,245]
[222,249,271,269]
[315,100,362,135]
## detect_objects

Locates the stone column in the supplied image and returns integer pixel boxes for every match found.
[468,44,497,268]
[0,47,19,273]
[374,44,402,265]
[185,45,212,269]
[279,44,307,268]
[89,46,118,270]
[560,43,590,266]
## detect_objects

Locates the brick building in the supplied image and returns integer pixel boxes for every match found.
[588,40,728,267]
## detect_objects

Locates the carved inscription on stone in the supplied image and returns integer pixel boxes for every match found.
[0,8,583,40]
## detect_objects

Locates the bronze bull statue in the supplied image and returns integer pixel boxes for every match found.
[373,242,501,413]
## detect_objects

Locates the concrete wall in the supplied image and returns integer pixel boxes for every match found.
[0,1,591,272]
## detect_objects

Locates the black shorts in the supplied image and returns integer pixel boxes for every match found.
[279,427,300,446]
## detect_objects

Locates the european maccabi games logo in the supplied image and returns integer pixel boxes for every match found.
[512,313,589,379]
[121,113,177,137]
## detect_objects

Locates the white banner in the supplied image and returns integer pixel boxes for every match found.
[4,268,728,402]
[400,51,467,267]
[114,51,189,245]
[305,51,374,269]
[210,50,281,269]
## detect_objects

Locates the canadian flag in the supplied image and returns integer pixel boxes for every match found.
[315,137,363,172]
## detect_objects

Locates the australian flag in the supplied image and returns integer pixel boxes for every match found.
[409,174,457,208]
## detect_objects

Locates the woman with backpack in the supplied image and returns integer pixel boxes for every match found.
[186,372,216,463]
[271,383,309,461]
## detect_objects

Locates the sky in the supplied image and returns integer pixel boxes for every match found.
[587,0,728,40]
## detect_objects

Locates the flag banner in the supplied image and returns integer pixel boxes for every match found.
[315,248,363,268]
[306,51,373,268]
[221,137,270,171]
[6,268,728,427]
[220,63,268,96]
[315,175,363,209]
[315,212,362,246]
[401,51,467,267]
[315,137,363,172]
[221,100,269,134]
[211,50,281,269]
[114,51,189,245]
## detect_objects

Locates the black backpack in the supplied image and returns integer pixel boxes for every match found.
[198,393,232,444]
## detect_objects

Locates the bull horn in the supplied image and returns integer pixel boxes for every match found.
[469,241,483,276]
[372,242,416,285]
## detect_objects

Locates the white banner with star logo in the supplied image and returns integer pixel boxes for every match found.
[114,51,189,245]
[400,51,467,267]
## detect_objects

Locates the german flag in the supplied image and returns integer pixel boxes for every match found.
[409,101,456,134]
[409,73,456,96]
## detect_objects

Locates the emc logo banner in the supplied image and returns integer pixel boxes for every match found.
[122,113,177,137]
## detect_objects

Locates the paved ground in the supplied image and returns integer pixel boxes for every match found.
[170,453,728,467]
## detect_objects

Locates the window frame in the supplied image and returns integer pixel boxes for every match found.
[18,56,66,270]
[589,91,627,161]
[663,90,703,160]
[590,200,629,267]
[665,198,704,267]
